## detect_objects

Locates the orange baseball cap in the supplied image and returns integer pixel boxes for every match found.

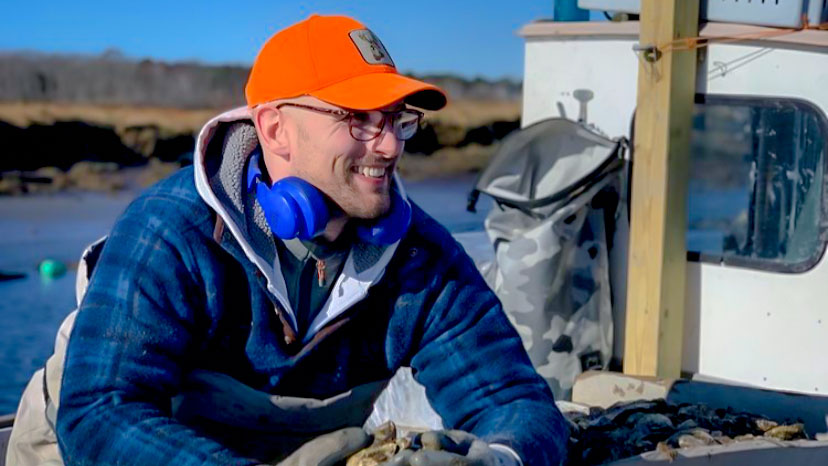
[245,15,447,111]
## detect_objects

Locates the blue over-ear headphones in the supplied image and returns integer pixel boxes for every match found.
[246,149,412,245]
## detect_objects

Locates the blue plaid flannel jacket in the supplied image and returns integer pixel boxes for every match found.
[55,162,567,464]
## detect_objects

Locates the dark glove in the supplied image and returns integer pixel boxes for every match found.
[276,427,371,466]
[382,430,520,466]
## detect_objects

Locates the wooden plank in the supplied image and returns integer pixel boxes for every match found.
[572,371,675,409]
[519,20,640,39]
[623,0,699,377]
[519,21,828,52]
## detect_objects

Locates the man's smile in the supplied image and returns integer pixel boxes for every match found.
[350,164,393,185]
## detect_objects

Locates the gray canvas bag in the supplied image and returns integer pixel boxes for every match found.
[469,118,627,400]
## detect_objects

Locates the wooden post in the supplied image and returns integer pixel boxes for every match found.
[623,0,699,377]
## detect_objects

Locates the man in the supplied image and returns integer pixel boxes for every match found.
[51,15,567,465]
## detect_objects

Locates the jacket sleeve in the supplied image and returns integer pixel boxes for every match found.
[408,239,569,465]
[55,206,259,466]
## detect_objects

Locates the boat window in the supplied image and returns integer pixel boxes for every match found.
[687,96,827,272]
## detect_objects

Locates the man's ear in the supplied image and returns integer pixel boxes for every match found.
[253,105,290,158]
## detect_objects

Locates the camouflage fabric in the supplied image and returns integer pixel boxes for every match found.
[475,118,626,400]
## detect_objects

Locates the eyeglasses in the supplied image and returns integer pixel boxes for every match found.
[274,102,424,142]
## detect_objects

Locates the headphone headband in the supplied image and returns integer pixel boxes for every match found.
[247,149,411,245]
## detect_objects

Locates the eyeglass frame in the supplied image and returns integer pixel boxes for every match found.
[273,102,424,142]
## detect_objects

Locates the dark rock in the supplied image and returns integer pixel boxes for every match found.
[1,120,144,172]
[563,399,807,465]
[153,134,195,162]
[458,120,520,147]
[404,123,440,155]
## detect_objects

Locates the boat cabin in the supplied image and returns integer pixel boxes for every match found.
[521,18,828,397]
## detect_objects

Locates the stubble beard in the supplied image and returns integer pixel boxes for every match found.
[293,122,392,220]
[336,179,391,219]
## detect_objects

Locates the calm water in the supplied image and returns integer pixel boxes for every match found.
[0,176,491,414]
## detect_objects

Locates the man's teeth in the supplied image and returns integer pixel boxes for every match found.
[359,167,386,178]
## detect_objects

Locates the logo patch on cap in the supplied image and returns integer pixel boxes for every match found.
[349,29,395,67]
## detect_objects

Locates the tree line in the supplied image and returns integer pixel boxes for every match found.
[0,52,521,108]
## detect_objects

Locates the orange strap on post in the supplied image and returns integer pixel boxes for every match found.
[656,15,828,55]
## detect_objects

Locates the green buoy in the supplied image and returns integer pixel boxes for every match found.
[38,259,67,279]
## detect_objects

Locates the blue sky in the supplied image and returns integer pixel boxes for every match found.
[0,1,601,80]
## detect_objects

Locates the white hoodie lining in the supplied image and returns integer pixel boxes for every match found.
[304,240,399,343]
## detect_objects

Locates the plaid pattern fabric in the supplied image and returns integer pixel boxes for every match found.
[56,167,568,465]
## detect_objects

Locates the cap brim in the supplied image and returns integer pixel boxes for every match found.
[310,72,447,111]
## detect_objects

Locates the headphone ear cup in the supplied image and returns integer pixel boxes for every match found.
[265,177,330,240]
[356,189,412,245]
[257,183,301,239]
[278,178,330,239]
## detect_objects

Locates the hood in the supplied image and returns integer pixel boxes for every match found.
[193,106,404,340]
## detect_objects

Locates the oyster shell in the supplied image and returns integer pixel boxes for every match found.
[347,422,413,466]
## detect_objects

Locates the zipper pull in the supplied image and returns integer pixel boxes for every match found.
[316,259,326,287]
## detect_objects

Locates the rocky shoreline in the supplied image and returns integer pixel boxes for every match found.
[0,100,518,195]
[0,160,180,196]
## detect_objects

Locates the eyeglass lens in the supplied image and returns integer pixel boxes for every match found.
[349,111,421,141]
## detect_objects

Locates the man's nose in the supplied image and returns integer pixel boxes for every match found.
[370,121,403,159]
